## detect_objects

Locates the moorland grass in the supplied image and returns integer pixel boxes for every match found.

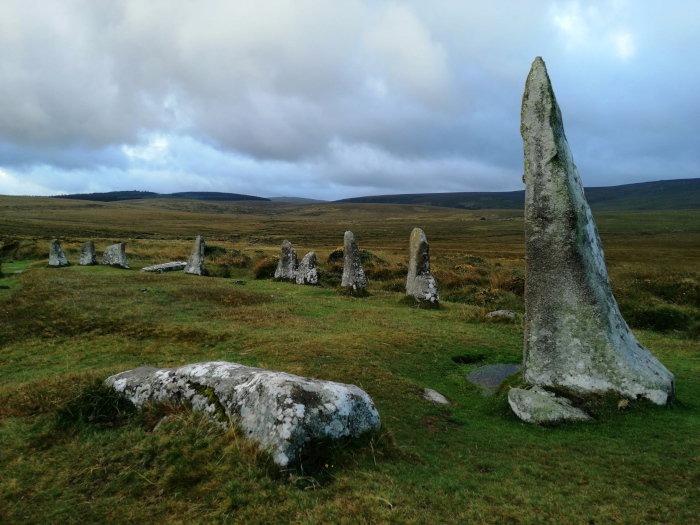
[1,198,699,523]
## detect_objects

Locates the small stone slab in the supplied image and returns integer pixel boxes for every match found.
[106,361,381,466]
[485,310,516,319]
[508,386,592,425]
[422,388,451,405]
[466,364,522,396]
[141,261,188,273]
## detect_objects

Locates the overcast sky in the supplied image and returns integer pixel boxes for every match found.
[1,1,699,200]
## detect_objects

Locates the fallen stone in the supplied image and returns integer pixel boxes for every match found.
[48,239,68,267]
[296,252,318,285]
[141,261,188,273]
[274,240,298,280]
[101,243,130,268]
[79,241,98,266]
[466,364,522,396]
[406,228,439,304]
[508,386,592,425]
[341,231,367,290]
[520,57,674,404]
[184,235,205,276]
[106,361,381,466]
[485,310,517,319]
[422,388,451,405]
[232,280,246,285]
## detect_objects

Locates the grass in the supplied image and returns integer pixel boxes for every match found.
[1,197,699,523]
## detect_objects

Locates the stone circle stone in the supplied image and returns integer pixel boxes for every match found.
[520,57,674,405]
[274,240,298,280]
[406,228,439,304]
[101,243,130,268]
[79,241,98,266]
[341,231,367,290]
[184,235,205,276]
[106,361,382,466]
[508,386,592,425]
[296,252,318,285]
[141,261,188,273]
[48,239,68,267]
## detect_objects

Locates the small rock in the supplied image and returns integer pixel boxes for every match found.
[508,386,591,425]
[296,252,318,285]
[274,240,298,280]
[101,243,130,268]
[485,310,517,319]
[422,388,451,405]
[141,261,188,273]
[232,280,246,285]
[48,239,68,267]
[184,235,205,276]
[79,241,98,266]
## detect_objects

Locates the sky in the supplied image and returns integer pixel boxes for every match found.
[1,0,699,200]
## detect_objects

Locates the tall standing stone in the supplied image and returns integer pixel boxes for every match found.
[184,235,205,276]
[520,57,674,404]
[296,252,318,285]
[274,240,298,280]
[79,241,98,266]
[48,239,68,267]
[406,228,439,304]
[341,231,367,290]
[101,243,130,269]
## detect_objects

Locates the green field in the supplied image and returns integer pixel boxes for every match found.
[1,196,699,524]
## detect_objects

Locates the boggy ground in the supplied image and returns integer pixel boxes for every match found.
[0,196,699,524]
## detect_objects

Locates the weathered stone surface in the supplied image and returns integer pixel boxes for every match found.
[274,240,298,280]
[521,57,674,405]
[296,252,318,285]
[485,310,517,319]
[106,361,381,466]
[406,228,439,304]
[422,388,451,405]
[101,243,130,268]
[508,386,592,425]
[79,241,98,266]
[184,235,205,276]
[141,261,188,273]
[341,231,367,290]
[48,239,68,267]
[466,364,522,396]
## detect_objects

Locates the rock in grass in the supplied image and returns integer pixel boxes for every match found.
[485,310,516,319]
[296,252,318,285]
[422,388,451,405]
[79,241,98,266]
[106,361,382,466]
[101,243,130,268]
[508,387,591,425]
[520,57,674,405]
[274,240,298,280]
[141,261,187,273]
[48,239,68,267]
[406,228,439,305]
[341,231,367,290]
[184,235,205,276]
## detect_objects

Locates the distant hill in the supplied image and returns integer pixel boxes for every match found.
[52,191,269,203]
[268,196,328,204]
[336,178,700,211]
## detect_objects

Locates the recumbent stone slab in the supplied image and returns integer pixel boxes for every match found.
[341,231,367,290]
[508,386,592,425]
[141,261,188,273]
[79,241,98,266]
[520,57,674,405]
[274,240,298,280]
[106,361,381,466]
[49,239,68,267]
[296,252,318,285]
[101,243,130,268]
[184,235,205,275]
[406,228,439,304]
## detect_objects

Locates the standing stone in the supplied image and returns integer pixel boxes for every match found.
[406,228,439,304]
[101,243,130,269]
[520,57,674,405]
[48,239,68,267]
[79,241,98,266]
[296,252,318,285]
[274,240,298,280]
[341,231,367,290]
[184,235,205,276]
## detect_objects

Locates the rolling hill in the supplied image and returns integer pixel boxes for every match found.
[52,190,270,202]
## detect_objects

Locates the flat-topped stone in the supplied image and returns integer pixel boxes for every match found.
[106,361,381,466]
[184,235,205,276]
[520,57,674,405]
[48,239,68,267]
[101,243,130,268]
[406,228,439,304]
[141,261,188,273]
[508,386,592,425]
